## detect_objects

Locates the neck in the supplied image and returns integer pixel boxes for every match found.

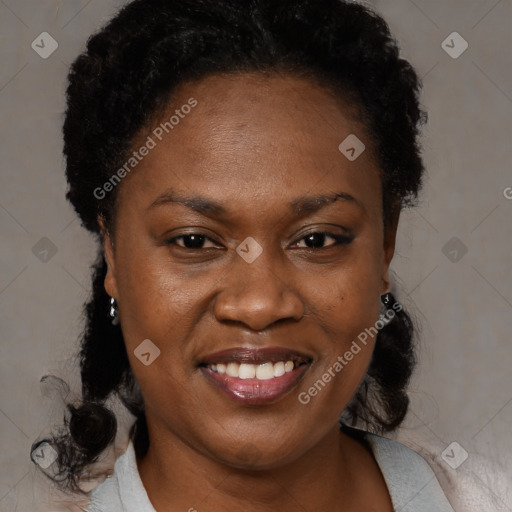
[136,419,379,512]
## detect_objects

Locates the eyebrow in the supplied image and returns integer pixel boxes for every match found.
[147,190,363,217]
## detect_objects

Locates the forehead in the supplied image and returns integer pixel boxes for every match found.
[116,72,381,217]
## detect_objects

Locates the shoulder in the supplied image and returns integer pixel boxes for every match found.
[85,440,156,512]
[357,426,511,512]
[395,433,512,512]
[85,467,123,512]
[85,442,133,512]
[354,428,457,512]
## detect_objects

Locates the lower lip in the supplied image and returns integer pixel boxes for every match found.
[200,365,310,405]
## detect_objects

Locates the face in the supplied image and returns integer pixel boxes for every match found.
[100,72,397,469]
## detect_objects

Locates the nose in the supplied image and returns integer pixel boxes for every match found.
[213,251,305,331]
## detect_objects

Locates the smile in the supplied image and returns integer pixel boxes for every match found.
[199,347,312,405]
[207,360,296,379]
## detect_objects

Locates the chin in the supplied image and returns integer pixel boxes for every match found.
[204,433,310,472]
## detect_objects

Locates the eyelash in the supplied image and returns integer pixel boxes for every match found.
[165,231,354,251]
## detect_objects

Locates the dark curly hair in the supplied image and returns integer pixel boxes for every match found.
[32,0,425,493]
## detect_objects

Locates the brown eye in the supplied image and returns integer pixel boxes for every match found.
[294,232,354,249]
[166,234,219,249]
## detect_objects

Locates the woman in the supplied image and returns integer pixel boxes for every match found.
[31,0,457,510]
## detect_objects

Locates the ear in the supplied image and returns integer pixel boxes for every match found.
[97,214,119,300]
[381,212,400,295]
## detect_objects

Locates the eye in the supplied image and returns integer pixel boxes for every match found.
[293,231,354,249]
[165,231,353,251]
[166,233,220,250]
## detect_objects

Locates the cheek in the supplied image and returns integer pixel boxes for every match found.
[115,256,221,416]
[309,243,384,343]
[300,238,383,400]
[299,281,381,423]
[114,241,224,345]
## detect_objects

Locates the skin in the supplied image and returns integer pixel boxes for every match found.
[99,72,398,511]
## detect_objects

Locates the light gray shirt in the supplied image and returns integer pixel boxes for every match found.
[86,430,455,511]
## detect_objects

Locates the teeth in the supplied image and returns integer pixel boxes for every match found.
[208,360,297,379]
[256,362,274,380]
[273,361,285,377]
[226,362,239,377]
[239,363,256,379]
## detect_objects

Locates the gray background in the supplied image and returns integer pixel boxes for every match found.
[1,0,511,510]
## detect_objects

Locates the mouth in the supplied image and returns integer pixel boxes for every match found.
[198,347,312,406]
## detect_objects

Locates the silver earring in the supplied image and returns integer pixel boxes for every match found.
[109,297,119,325]
[377,292,395,325]
[380,292,394,310]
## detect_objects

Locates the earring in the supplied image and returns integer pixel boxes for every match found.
[109,297,119,326]
[380,292,394,309]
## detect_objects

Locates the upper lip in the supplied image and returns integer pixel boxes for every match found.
[200,347,313,366]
